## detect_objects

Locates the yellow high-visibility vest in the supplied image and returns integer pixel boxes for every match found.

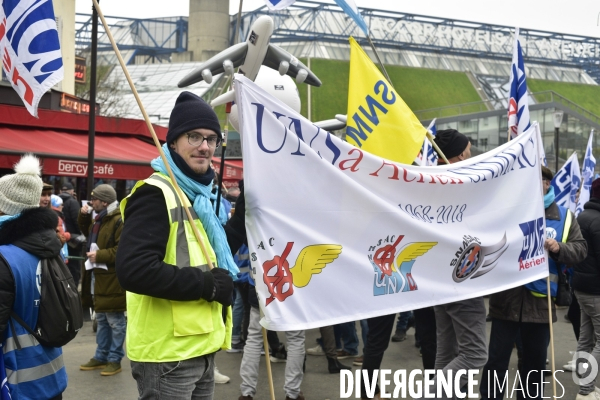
[121,172,232,362]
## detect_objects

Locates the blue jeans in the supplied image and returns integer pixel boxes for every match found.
[396,311,412,331]
[360,320,369,353]
[334,321,359,355]
[94,312,126,363]
[131,353,215,400]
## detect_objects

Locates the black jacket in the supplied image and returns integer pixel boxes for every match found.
[0,208,62,337]
[115,182,246,301]
[489,202,587,323]
[59,192,81,235]
[573,198,600,295]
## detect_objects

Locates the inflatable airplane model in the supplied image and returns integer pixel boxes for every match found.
[177,15,321,107]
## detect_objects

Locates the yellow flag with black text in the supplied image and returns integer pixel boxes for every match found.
[346,37,426,163]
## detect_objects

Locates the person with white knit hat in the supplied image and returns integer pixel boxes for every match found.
[0,154,44,217]
[0,154,68,399]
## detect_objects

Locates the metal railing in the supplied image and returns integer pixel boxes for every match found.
[414,90,600,125]
[532,91,600,126]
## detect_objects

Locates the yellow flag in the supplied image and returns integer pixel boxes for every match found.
[346,37,426,164]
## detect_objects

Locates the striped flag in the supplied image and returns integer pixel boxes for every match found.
[507,28,531,139]
[576,130,596,216]
[263,0,297,10]
[551,152,581,213]
[0,0,64,117]
[263,0,368,35]
[415,119,438,166]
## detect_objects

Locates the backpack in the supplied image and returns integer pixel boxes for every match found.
[10,256,84,348]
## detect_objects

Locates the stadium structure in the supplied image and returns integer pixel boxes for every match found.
[74,0,600,168]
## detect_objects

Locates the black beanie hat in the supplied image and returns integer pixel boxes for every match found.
[166,91,221,144]
[592,178,600,199]
[433,129,470,159]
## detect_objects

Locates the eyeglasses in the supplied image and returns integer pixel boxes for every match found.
[186,132,221,148]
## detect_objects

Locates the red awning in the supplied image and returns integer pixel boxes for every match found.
[0,104,167,141]
[212,157,243,187]
[0,127,158,180]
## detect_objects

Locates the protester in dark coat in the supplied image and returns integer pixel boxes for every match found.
[572,178,600,400]
[78,184,126,377]
[481,166,587,400]
[60,181,83,285]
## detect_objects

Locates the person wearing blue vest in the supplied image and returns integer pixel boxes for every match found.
[0,154,67,400]
[572,178,600,400]
[116,92,246,399]
[481,165,587,400]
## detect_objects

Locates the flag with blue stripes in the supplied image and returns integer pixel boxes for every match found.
[263,0,297,10]
[263,0,368,35]
[576,130,596,216]
[0,0,64,117]
[415,119,438,166]
[333,0,368,36]
[551,152,581,213]
[507,28,530,139]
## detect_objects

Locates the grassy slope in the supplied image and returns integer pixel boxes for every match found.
[529,79,600,115]
[298,58,481,122]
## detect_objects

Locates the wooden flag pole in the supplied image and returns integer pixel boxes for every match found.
[428,132,450,165]
[546,275,558,400]
[262,328,276,400]
[91,0,215,270]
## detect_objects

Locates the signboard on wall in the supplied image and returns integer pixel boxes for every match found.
[75,56,86,84]
[60,93,97,114]
[43,158,153,180]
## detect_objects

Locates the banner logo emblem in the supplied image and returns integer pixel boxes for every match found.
[368,235,436,296]
[451,234,508,282]
[262,241,342,305]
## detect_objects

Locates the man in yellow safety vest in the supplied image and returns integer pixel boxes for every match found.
[116,91,247,399]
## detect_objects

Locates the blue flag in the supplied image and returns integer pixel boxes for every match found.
[0,0,64,117]
[508,28,531,139]
[333,0,369,36]
[263,0,368,35]
[576,130,596,216]
[415,119,438,166]
[551,152,581,213]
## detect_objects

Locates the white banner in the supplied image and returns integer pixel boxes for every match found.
[235,76,548,331]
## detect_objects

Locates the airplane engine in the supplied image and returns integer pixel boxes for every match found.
[201,69,213,84]
[295,69,308,84]
[278,61,290,76]
[223,60,234,76]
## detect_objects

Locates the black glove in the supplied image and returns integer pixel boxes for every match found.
[200,268,233,307]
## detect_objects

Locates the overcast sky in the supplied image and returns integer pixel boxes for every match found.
[75,0,600,39]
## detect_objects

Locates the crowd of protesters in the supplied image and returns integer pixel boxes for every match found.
[0,92,599,400]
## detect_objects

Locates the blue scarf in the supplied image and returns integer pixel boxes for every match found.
[151,144,238,277]
[0,213,19,227]
[544,185,555,209]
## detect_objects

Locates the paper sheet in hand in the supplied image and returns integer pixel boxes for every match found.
[85,243,108,271]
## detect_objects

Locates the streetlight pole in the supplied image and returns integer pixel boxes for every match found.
[553,109,564,173]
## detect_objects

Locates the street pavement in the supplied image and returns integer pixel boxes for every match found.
[62,303,581,400]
